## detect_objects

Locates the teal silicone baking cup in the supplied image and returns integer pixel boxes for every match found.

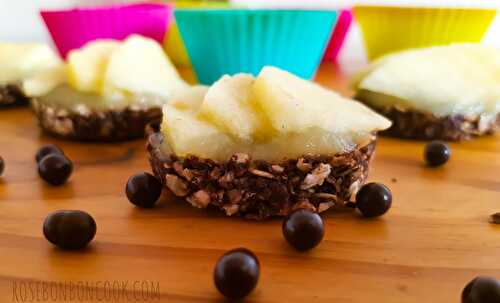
[175,9,338,84]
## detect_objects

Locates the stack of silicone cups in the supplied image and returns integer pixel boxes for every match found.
[354,0,497,60]
[175,9,338,84]
[41,3,174,58]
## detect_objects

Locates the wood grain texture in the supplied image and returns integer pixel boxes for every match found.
[0,63,499,302]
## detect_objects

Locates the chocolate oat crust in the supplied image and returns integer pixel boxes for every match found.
[354,91,500,141]
[32,99,162,142]
[367,106,500,141]
[0,83,29,107]
[147,132,376,220]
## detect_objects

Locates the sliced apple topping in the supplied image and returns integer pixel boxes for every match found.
[67,40,119,93]
[161,66,391,162]
[198,74,272,142]
[252,66,391,138]
[169,85,209,113]
[162,104,237,162]
[0,43,62,83]
[354,43,500,122]
[0,43,63,97]
[23,65,67,97]
[104,35,188,99]
[28,35,188,110]
[355,44,500,118]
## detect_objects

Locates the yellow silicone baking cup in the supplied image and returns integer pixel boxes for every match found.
[164,1,228,66]
[354,6,497,60]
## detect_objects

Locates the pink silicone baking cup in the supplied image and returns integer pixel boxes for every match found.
[41,3,173,58]
[322,9,353,62]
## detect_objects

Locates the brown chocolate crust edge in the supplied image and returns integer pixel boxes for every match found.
[147,131,376,220]
[0,84,30,107]
[377,107,500,141]
[355,94,500,141]
[32,99,162,142]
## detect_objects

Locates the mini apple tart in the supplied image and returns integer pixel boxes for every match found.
[0,43,61,107]
[148,67,391,219]
[353,44,500,141]
[25,35,188,141]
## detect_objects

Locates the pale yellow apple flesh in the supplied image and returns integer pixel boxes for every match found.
[252,66,391,137]
[161,66,391,162]
[103,35,188,99]
[27,35,187,110]
[23,65,67,97]
[169,85,209,113]
[162,104,237,162]
[0,43,62,84]
[198,73,272,142]
[356,44,500,118]
[67,40,119,93]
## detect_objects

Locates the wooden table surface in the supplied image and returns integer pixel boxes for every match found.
[0,63,499,303]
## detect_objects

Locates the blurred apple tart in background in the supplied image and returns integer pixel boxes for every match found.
[353,44,500,141]
[24,35,187,141]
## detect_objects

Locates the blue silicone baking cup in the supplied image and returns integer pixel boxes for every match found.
[175,9,338,84]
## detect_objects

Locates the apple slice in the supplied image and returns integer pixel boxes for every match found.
[67,40,119,93]
[356,44,500,117]
[169,85,209,113]
[0,43,61,83]
[198,73,272,141]
[162,104,238,162]
[104,35,187,99]
[252,66,391,139]
[23,65,67,97]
